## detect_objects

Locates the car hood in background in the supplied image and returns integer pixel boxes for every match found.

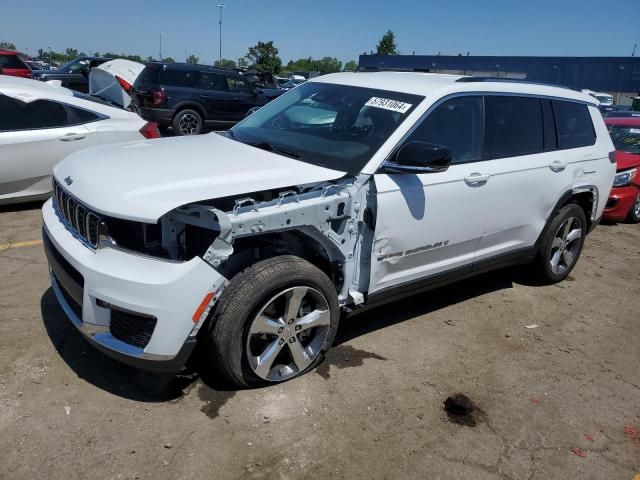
[89,59,144,108]
[53,133,346,222]
[615,150,640,171]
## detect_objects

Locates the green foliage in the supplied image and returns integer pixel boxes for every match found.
[0,41,16,50]
[65,48,79,58]
[245,41,282,74]
[186,54,199,64]
[237,57,249,68]
[343,60,358,72]
[376,30,398,55]
[214,58,237,68]
[163,57,175,64]
[102,52,144,63]
[286,57,343,74]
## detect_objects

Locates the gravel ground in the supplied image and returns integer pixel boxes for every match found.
[0,202,639,480]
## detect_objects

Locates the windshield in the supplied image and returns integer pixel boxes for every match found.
[230,82,423,174]
[596,95,613,105]
[608,125,640,155]
[57,57,85,73]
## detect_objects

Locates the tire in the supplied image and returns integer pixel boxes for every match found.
[206,256,339,388]
[531,203,587,284]
[625,192,640,224]
[172,108,203,136]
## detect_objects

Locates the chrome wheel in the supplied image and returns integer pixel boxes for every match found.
[549,216,583,275]
[246,286,331,382]
[633,193,640,218]
[178,113,200,135]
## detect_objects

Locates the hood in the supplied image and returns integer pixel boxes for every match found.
[89,59,144,108]
[615,150,640,171]
[53,133,346,222]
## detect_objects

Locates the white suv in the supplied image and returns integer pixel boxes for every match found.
[42,72,616,387]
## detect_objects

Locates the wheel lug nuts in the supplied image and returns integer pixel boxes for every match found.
[295,325,301,331]
[288,319,294,324]
[279,338,285,345]
[278,327,284,334]
[289,337,295,343]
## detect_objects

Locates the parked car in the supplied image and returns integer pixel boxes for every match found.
[42,72,614,386]
[582,89,616,114]
[32,56,111,93]
[89,59,144,109]
[603,116,640,223]
[132,62,272,135]
[0,49,32,78]
[0,76,160,205]
[604,109,636,118]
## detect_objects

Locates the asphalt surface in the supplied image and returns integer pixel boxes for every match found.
[0,202,639,479]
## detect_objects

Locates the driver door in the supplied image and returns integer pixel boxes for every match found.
[368,95,490,295]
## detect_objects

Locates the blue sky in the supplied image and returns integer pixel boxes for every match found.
[1,0,638,63]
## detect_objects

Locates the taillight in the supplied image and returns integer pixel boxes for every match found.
[608,151,616,164]
[151,89,166,106]
[139,122,161,139]
[115,75,133,94]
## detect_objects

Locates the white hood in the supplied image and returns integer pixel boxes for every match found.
[53,133,346,222]
[89,59,144,108]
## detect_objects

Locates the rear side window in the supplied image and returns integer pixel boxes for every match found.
[552,101,596,149]
[405,96,483,164]
[0,95,68,131]
[226,76,252,93]
[66,105,101,125]
[135,65,160,86]
[484,96,544,159]
[198,72,227,91]
[161,69,198,88]
[0,54,28,69]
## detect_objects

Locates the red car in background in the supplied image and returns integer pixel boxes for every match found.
[0,49,32,78]
[604,116,640,223]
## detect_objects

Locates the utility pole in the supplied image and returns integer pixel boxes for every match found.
[217,3,225,63]
[632,43,637,57]
[159,33,163,61]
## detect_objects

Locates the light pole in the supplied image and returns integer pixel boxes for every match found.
[217,3,225,63]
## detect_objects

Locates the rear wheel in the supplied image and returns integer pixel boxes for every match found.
[626,192,640,224]
[172,109,202,136]
[206,256,339,388]
[532,204,587,284]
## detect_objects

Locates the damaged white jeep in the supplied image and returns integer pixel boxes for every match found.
[43,72,615,386]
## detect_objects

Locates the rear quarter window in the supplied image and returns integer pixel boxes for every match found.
[552,101,596,149]
[161,69,198,88]
[135,65,160,86]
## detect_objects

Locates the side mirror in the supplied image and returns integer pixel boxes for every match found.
[382,141,452,174]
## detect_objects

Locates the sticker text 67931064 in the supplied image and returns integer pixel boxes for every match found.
[365,97,413,114]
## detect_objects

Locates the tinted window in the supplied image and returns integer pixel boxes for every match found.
[0,54,28,69]
[135,64,161,86]
[227,76,252,93]
[405,96,483,164]
[66,105,101,125]
[161,69,198,88]
[0,95,68,131]
[198,72,227,91]
[484,96,543,159]
[553,101,596,149]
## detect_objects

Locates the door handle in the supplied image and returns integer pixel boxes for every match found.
[58,133,86,142]
[464,173,490,186]
[549,161,567,172]
[583,169,597,175]
[199,94,211,99]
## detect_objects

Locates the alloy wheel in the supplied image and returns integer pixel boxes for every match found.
[246,286,331,382]
[549,216,583,275]
[633,193,640,219]
[178,113,200,135]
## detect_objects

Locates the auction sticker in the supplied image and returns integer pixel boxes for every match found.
[365,97,412,114]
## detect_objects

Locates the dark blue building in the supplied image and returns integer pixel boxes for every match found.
[359,55,640,99]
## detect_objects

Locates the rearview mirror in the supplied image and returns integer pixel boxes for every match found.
[382,141,452,174]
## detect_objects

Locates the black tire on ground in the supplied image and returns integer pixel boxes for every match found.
[205,256,340,388]
[172,109,203,136]
[531,203,587,284]
[625,192,640,224]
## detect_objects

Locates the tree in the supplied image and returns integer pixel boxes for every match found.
[237,57,249,68]
[186,54,199,64]
[214,58,237,68]
[65,48,79,58]
[92,51,100,57]
[146,56,155,62]
[376,30,398,55]
[316,57,342,73]
[245,41,282,73]
[343,60,358,72]
[163,57,175,64]
[0,41,16,50]
[37,48,44,59]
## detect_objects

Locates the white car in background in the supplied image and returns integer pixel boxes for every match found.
[0,75,160,205]
[89,59,144,109]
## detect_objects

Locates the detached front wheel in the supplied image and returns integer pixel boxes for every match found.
[206,256,339,388]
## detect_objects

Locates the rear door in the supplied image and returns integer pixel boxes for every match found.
[0,96,96,201]
[369,95,490,294]
[225,75,261,121]
[196,71,235,122]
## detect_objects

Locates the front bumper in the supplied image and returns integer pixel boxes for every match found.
[603,184,640,222]
[42,198,226,373]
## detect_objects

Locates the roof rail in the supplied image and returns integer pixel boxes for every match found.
[456,76,574,90]
[357,66,433,73]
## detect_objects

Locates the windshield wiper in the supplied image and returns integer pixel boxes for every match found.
[246,141,301,159]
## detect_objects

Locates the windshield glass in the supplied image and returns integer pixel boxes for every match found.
[230,82,423,174]
[608,125,640,155]
[57,57,85,73]
[596,95,613,105]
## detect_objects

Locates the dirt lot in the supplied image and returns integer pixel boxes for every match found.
[0,202,639,480]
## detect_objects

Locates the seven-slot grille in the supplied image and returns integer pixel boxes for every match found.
[53,179,101,248]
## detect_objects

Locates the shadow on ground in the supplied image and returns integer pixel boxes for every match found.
[0,200,45,214]
[41,266,529,401]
